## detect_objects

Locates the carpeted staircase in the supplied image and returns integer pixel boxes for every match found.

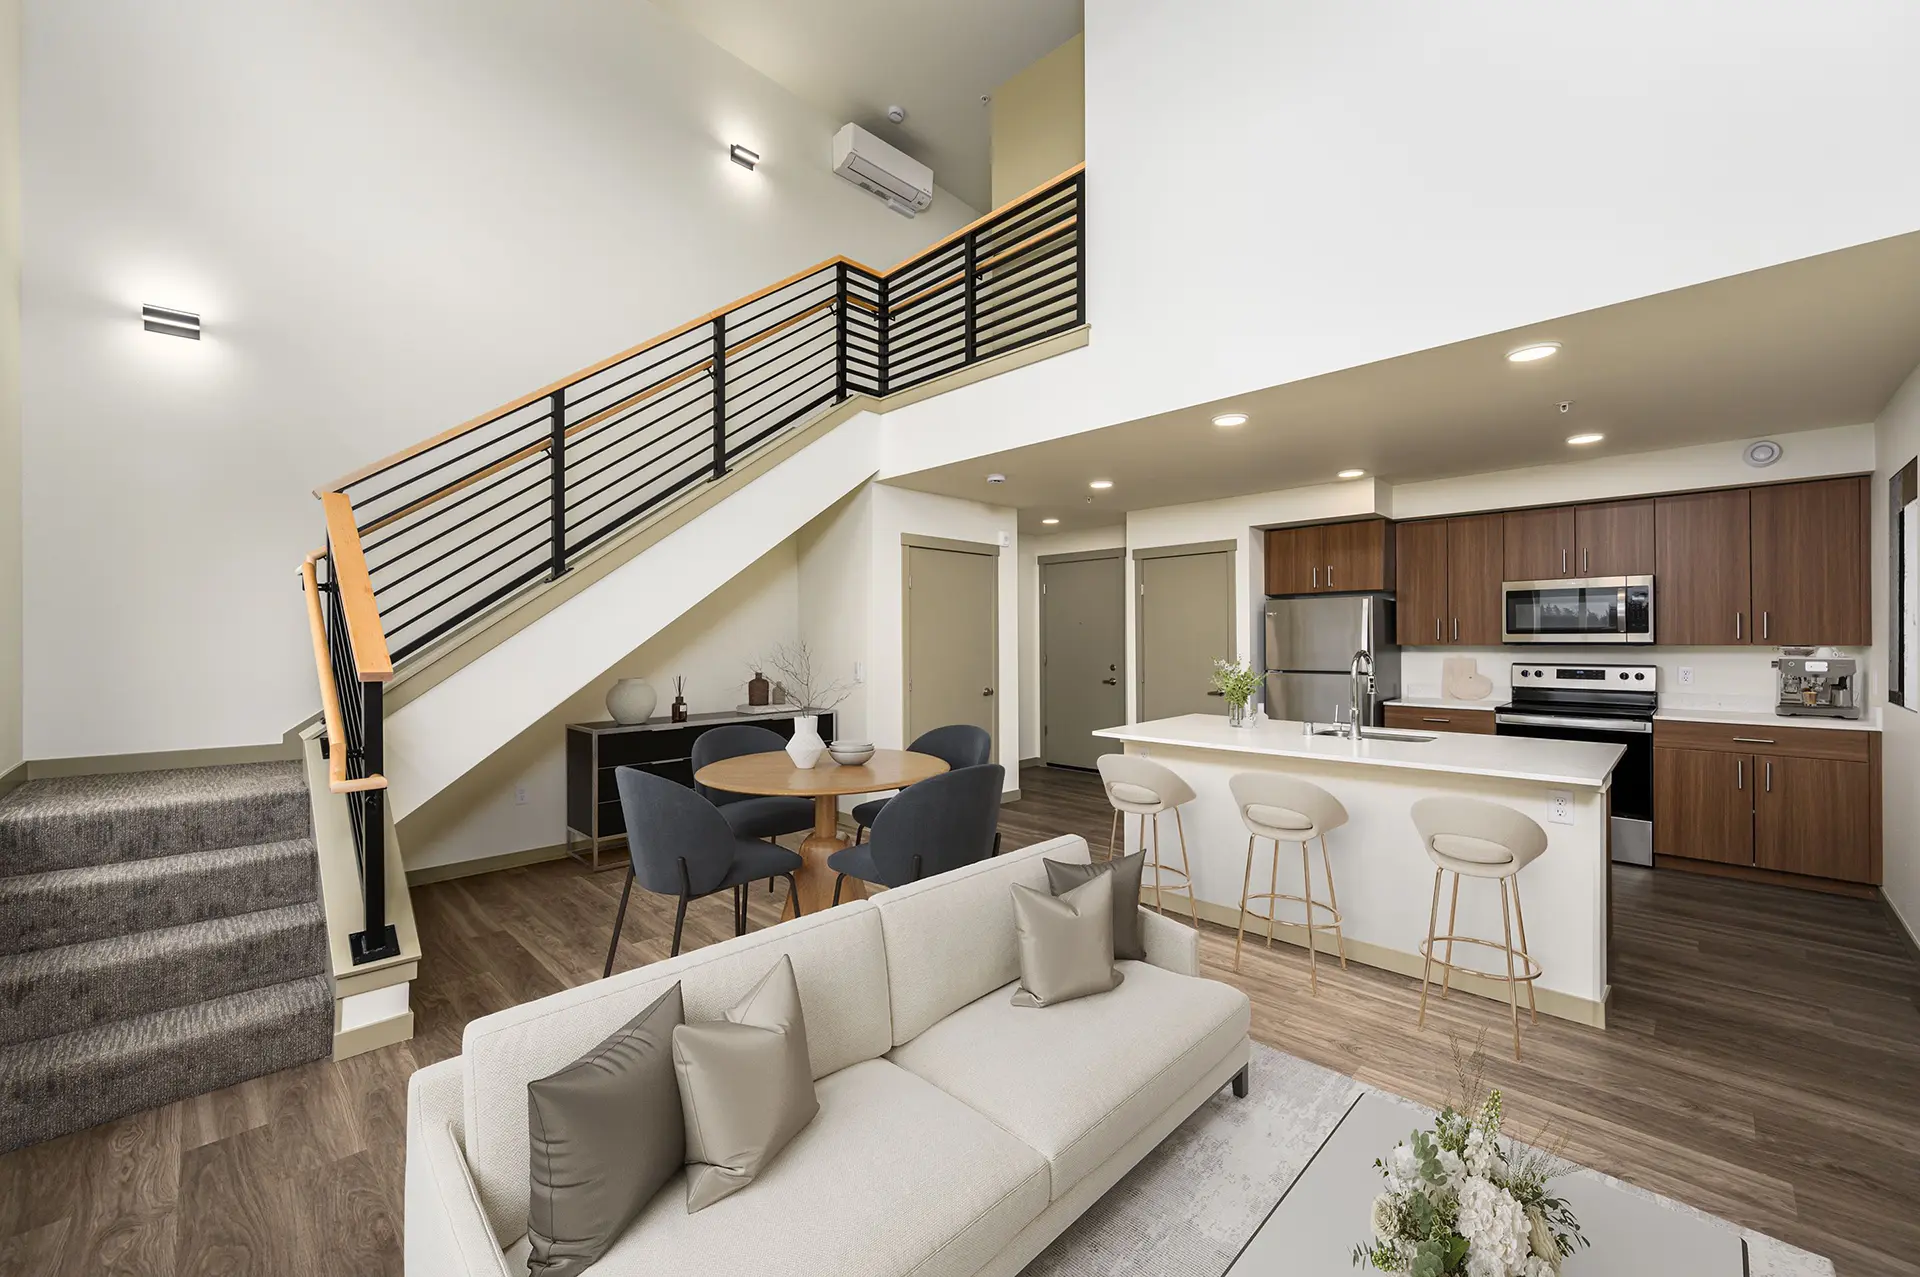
[0,761,333,1151]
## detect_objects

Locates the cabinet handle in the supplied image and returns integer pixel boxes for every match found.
[1326,563,1334,588]
[1562,549,1568,574]
[1583,548,1590,574]
[1735,611,1743,640]
[1421,716,1451,723]
[1736,759,1743,790]
[1761,611,1769,640]
[1731,737,1774,745]
[1312,566,1319,588]
[1452,617,1459,642]
[1765,760,1773,792]
[1435,618,1442,642]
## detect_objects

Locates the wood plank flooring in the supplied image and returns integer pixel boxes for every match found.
[3,763,1917,1276]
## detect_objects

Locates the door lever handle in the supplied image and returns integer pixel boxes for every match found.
[1101,677,1118,686]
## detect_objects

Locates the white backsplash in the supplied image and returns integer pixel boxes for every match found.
[1397,646,1864,713]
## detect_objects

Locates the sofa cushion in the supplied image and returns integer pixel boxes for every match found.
[874,835,1089,1046]
[886,960,1250,1200]
[1010,873,1123,1008]
[464,903,893,1244]
[501,1060,1049,1277]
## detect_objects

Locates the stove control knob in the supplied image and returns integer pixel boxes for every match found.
[1518,669,1529,678]
[1619,671,1629,679]
[1634,672,1646,680]
[1534,669,1544,678]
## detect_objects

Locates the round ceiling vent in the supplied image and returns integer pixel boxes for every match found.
[1744,440,1783,468]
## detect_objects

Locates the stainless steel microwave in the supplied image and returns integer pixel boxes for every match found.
[1501,576,1654,644]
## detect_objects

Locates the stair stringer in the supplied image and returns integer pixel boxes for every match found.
[383,410,882,819]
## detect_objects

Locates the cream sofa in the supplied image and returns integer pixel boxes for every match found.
[405,834,1253,1277]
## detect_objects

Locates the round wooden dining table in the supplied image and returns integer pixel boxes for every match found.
[693,749,948,916]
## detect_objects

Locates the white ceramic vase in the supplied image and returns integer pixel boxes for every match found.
[606,678,658,725]
[786,713,826,769]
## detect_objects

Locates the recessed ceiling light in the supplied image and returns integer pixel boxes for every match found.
[1507,342,1560,363]
[1089,479,1113,490]
[1566,432,1605,446]
[1211,412,1249,428]
[1041,517,1060,525]
[1337,468,1366,479]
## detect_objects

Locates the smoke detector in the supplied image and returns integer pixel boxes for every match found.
[986,473,1006,485]
[886,105,907,124]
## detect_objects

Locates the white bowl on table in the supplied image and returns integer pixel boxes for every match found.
[828,741,875,766]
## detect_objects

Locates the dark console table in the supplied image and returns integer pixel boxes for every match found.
[565,711,834,870]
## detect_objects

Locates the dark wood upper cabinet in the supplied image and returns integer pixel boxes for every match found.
[1653,746,1754,866]
[1445,514,1505,645]
[1655,488,1752,645]
[1394,519,1449,645]
[1321,519,1392,592]
[1503,507,1576,581]
[1749,477,1869,646]
[1265,520,1391,595]
[1754,754,1872,882]
[1575,499,1655,577]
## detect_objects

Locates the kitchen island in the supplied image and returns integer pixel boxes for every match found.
[1093,714,1624,1025]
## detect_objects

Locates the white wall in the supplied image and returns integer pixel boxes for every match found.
[20,0,978,761]
[796,484,874,751]
[399,539,799,872]
[877,0,1920,481]
[1402,648,1785,712]
[1873,360,1920,940]
[1018,525,1124,759]
[0,0,17,778]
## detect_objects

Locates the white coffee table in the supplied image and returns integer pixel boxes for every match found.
[1226,1091,1746,1275]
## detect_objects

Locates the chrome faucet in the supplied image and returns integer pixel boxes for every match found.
[1347,650,1374,738]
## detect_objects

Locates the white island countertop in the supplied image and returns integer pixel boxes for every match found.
[1094,713,1623,788]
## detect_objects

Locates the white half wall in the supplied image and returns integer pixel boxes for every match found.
[1873,360,1920,939]
[20,0,977,760]
[1018,525,1124,759]
[878,0,1920,481]
[0,0,17,778]
[398,540,800,872]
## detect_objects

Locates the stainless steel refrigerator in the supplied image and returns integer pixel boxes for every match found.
[1263,594,1401,725]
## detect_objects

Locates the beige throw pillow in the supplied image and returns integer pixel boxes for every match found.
[526,983,685,1277]
[671,955,820,1212]
[1011,871,1125,1007]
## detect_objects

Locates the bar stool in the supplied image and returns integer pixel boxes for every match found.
[1411,796,1546,1060]
[1095,755,1199,928]
[1227,773,1349,991]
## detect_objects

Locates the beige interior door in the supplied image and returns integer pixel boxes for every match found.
[1138,549,1233,721]
[904,543,997,754]
[1041,554,1125,769]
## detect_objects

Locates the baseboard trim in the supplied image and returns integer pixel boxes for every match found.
[26,739,301,780]
[333,1011,414,1062]
[1000,788,1021,805]
[1181,895,1606,1029]
[1651,853,1877,898]
[1885,893,1920,971]
[406,842,572,885]
[1019,756,1042,769]
[0,760,26,802]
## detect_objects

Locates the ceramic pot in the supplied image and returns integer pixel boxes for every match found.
[606,678,657,725]
[786,714,826,769]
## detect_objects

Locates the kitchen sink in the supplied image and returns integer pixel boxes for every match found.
[1309,726,1438,743]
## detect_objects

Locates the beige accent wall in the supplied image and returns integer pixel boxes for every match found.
[0,0,20,779]
[1873,358,1920,943]
[990,33,1084,207]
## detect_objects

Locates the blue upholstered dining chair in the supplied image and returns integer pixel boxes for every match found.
[828,763,1004,905]
[850,724,993,844]
[604,767,803,976]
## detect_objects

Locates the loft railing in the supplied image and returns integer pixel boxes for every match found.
[312,164,1085,666]
[299,493,399,965]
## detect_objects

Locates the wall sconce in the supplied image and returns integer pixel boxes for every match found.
[142,304,200,340]
[729,143,760,171]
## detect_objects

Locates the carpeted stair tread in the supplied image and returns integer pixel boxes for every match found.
[0,761,308,876]
[0,902,327,1048]
[0,974,333,1153]
[0,837,319,955]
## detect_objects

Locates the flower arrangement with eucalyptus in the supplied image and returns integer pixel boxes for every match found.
[1209,658,1264,726]
[1354,1043,1586,1277]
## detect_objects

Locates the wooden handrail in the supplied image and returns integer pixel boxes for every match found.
[299,551,388,795]
[321,493,394,683]
[314,163,1086,498]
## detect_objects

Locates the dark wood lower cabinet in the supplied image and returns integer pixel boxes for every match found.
[1653,746,1754,867]
[1753,754,1872,882]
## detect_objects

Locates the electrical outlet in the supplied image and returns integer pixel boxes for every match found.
[1677,666,1695,686]
[1546,789,1574,825]
[514,784,528,806]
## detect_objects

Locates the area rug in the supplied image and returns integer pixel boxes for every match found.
[1020,1042,1835,1276]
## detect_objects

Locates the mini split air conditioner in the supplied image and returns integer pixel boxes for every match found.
[831,123,933,217]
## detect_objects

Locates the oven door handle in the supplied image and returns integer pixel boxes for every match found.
[1494,712,1652,734]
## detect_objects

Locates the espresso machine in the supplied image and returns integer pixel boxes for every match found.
[1773,656,1862,719]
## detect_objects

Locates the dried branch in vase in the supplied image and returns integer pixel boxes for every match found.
[761,641,853,713]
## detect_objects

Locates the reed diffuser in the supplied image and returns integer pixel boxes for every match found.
[670,675,688,723]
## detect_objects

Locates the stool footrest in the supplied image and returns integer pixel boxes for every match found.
[1418,934,1542,984]
[1239,892,1341,930]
